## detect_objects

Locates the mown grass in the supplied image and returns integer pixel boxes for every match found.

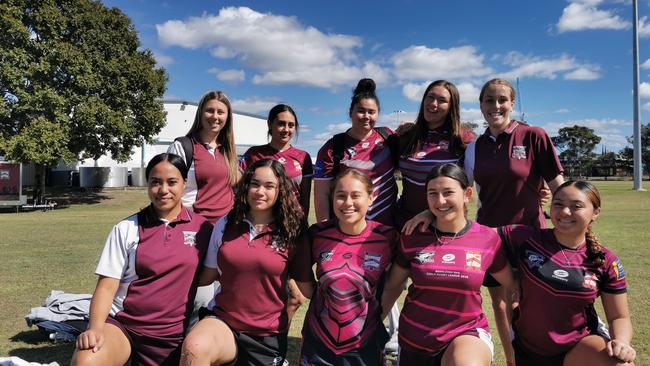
[0,182,647,365]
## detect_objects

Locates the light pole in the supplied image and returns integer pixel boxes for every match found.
[633,0,645,190]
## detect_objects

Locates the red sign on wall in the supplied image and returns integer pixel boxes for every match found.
[0,162,20,201]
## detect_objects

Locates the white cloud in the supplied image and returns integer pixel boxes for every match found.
[638,16,650,37]
[208,68,246,84]
[456,82,481,103]
[640,82,650,98]
[641,58,650,69]
[500,52,601,80]
[156,7,387,88]
[313,123,350,143]
[231,96,279,114]
[555,108,571,113]
[460,108,486,125]
[543,118,631,152]
[556,0,630,33]
[401,81,481,104]
[391,45,492,81]
[152,51,174,67]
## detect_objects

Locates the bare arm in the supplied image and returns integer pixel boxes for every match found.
[602,292,636,363]
[546,174,564,194]
[76,276,120,352]
[401,209,434,235]
[314,180,333,222]
[198,267,219,286]
[488,264,516,365]
[294,280,315,300]
[381,263,410,320]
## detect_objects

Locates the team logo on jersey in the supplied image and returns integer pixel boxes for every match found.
[346,147,357,158]
[416,151,427,158]
[363,252,383,271]
[525,250,546,268]
[415,251,435,264]
[361,142,370,149]
[319,250,334,263]
[441,253,456,264]
[612,258,626,280]
[293,160,302,171]
[182,231,197,247]
[511,145,527,159]
[583,271,599,290]
[465,251,482,270]
[278,157,286,164]
[438,140,449,151]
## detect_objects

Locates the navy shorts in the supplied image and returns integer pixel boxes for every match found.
[512,335,566,366]
[299,325,388,366]
[106,317,183,366]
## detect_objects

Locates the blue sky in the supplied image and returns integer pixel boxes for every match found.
[102,0,650,156]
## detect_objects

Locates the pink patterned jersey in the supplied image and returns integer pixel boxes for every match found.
[314,129,398,226]
[395,221,507,353]
[303,220,397,354]
[500,225,627,356]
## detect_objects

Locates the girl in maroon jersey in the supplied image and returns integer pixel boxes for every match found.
[382,163,514,366]
[300,169,398,365]
[72,154,212,366]
[180,159,313,366]
[500,181,635,366]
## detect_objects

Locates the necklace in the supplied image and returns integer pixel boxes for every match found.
[434,225,466,245]
[557,243,582,266]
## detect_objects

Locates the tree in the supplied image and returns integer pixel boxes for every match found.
[0,0,167,202]
[626,123,650,175]
[551,125,601,178]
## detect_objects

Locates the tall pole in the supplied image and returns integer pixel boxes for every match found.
[633,0,644,190]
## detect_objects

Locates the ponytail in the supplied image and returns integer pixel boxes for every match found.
[585,224,606,267]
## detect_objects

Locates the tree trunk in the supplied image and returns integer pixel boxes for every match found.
[32,164,47,205]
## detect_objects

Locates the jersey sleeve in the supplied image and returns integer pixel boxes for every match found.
[302,151,314,179]
[530,127,564,183]
[488,234,508,274]
[95,215,138,280]
[314,139,335,180]
[204,216,228,271]
[289,233,315,283]
[167,140,186,162]
[239,147,252,173]
[600,251,627,294]
[464,140,476,185]
[395,235,412,268]
[497,224,529,264]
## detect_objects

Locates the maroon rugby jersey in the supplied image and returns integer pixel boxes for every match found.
[239,144,313,213]
[303,220,397,354]
[191,136,234,222]
[500,225,627,355]
[398,126,469,225]
[314,128,398,226]
[206,218,313,336]
[466,121,563,228]
[395,221,507,353]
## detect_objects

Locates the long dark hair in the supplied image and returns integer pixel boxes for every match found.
[554,180,605,267]
[227,159,306,251]
[402,80,465,157]
[145,153,188,181]
[186,90,238,185]
[267,104,299,140]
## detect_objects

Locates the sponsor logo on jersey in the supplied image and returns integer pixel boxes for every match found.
[342,252,353,259]
[415,251,435,264]
[525,250,546,268]
[511,145,527,159]
[293,160,302,171]
[416,151,427,158]
[361,142,370,149]
[438,140,449,151]
[363,252,382,271]
[613,259,626,280]
[278,157,286,164]
[441,253,456,264]
[183,231,197,247]
[583,271,598,290]
[552,269,570,281]
[346,147,357,158]
[319,250,334,263]
[465,251,482,270]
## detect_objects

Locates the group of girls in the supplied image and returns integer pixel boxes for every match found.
[71,77,636,366]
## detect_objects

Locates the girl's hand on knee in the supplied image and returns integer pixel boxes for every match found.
[607,339,636,363]
[76,328,105,353]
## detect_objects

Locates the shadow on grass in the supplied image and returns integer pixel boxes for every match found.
[0,187,114,213]
[9,329,74,364]
[286,335,302,363]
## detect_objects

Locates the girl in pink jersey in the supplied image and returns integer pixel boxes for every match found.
[180,159,314,366]
[313,78,399,227]
[500,181,635,366]
[382,163,514,366]
[72,153,212,366]
[397,80,475,227]
[300,169,398,366]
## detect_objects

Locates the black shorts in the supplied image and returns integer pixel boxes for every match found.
[299,325,388,366]
[397,345,446,366]
[106,317,183,366]
[229,330,288,366]
[512,335,566,366]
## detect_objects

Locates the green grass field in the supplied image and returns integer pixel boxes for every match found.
[0,181,647,365]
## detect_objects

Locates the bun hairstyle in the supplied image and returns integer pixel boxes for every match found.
[349,78,380,117]
[555,180,606,267]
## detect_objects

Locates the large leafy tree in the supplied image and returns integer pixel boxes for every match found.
[551,125,601,177]
[0,0,167,202]
[626,123,650,175]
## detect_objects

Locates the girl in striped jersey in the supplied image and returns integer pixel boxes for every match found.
[397,80,475,227]
[382,163,514,366]
[499,181,635,366]
[300,169,398,365]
